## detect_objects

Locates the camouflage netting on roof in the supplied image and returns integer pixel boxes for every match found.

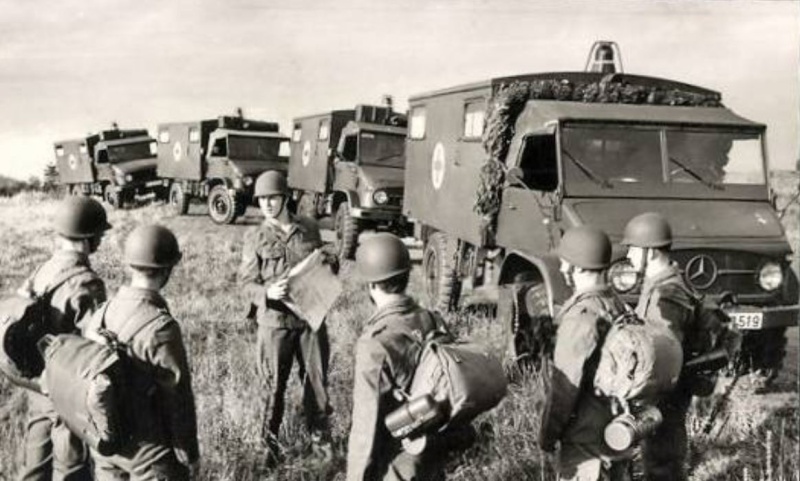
[473,76,724,240]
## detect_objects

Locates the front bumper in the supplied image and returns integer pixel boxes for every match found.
[724,304,799,330]
[350,206,403,222]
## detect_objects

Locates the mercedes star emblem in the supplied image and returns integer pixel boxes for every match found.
[685,254,718,289]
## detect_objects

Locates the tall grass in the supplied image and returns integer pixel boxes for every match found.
[0,188,797,481]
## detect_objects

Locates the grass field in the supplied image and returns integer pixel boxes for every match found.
[0,175,798,480]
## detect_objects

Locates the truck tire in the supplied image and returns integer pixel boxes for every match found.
[334,202,360,260]
[169,183,190,216]
[741,328,788,388]
[498,282,553,371]
[422,232,462,313]
[208,185,240,225]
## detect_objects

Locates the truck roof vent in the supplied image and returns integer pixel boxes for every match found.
[585,41,623,74]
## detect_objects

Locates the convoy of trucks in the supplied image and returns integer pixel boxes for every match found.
[52,42,798,376]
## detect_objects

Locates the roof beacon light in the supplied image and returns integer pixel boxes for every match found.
[586,41,623,74]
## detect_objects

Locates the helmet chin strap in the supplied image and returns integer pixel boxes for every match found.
[562,264,576,289]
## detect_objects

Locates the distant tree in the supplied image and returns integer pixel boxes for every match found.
[43,162,59,192]
[27,175,41,191]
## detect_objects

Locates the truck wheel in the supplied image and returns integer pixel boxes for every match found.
[208,185,239,224]
[422,232,462,313]
[103,185,121,209]
[169,183,190,216]
[499,282,553,371]
[740,328,787,388]
[334,202,360,260]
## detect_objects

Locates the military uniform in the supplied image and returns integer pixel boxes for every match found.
[346,296,451,481]
[540,286,631,481]
[635,262,718,481]
[82,286,199,481]
[239,215,332,439]
[18,250,106,481]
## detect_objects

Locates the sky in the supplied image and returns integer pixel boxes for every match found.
[0,0,797,180]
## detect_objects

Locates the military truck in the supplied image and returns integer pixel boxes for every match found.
[288,100,408,259]
[157,115,289,224]
[403,42,799,376]
[54,126,164,208]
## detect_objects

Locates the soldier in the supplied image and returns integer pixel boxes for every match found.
[539,226,632,481]
[18,197,110,481]
[347,233,453,481]
[83,224,199,480]
[621,212,708,481]
[239,170,333,459]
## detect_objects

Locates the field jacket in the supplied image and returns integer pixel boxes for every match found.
[83,286,199,467]
[539,285,627,458]
[19,249,106,334]
[239,216,324,329]
[346,296,440,481]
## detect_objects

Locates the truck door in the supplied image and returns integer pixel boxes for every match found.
[495,133,561,253]
[333,133,359,192]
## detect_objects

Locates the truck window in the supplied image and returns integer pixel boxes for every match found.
[665,129,764,185]
[108,141,153,162]
[360,132,405,168]
[318,119,330,141]
[150,141,157,156]
[211,137,228,157]
[96,149,109,164]
[409,106,426,140]
[341,134,357,162]
[55,146,65,157]
[189,127,200,143]
[292,123,302,143]
[79,144,88,154]
[159,130,170,143]
[518,135,558,191]
[463,101,485,139]
[228,135,281,161]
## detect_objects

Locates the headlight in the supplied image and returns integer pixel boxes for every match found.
[609,260,638,293]
[125,174,133,182]
[243,176,253,186]
[758,262,783,291]
[373,190,389,205]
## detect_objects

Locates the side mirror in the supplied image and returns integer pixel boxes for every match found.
[506,167,525,187]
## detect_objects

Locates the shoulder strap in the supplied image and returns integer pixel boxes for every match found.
[37,265,93,302]
[96,301,167,349]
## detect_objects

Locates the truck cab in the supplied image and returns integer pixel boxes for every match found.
[403,43,798,376]
[288,101,408,259]
[157,115,288,224]
[54,127,161,208]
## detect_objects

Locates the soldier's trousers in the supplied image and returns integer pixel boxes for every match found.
[258,324,331,438]
[92,450,189,481]
[641,389,693,481]
[20,391,91,481]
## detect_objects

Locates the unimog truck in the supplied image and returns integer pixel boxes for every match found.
[403,42,799,377]
[54,127,164,208]
[288,100,408,259]
[157,115,289,224]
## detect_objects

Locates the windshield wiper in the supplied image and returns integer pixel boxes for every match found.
[668,156,723,190]
[562,149,613,189]
[364,153,403,164]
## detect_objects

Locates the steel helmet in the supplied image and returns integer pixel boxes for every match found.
[356,233,411,283]
[621,212,672,248]
[124,225,182,268]
[254,171,288,198]
[557,226,612,270]
[55,197,112,239]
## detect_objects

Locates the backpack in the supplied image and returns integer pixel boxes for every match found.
[393,316,508,435]
[38,302,164,456]
[593,303,684,405]
[0,266,90,392]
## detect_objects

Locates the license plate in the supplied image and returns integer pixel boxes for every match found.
[729,311,764,330]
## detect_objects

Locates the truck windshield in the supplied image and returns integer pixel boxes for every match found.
[107,141,153,162]
[561,124,765,188]
[359,131,405,168]
[228,135,282,161]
